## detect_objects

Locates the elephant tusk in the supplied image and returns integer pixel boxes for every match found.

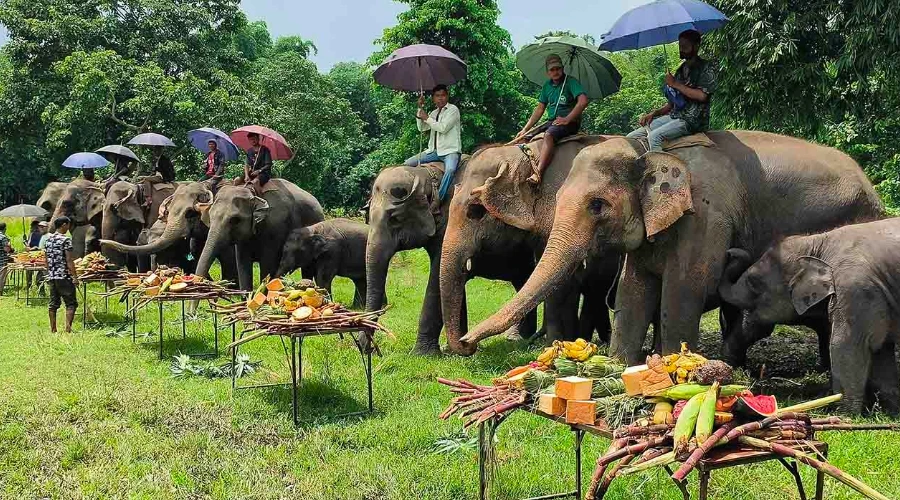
[466,258,472,272]
[583,259,587,270]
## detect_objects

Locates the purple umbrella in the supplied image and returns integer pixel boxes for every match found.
[599,0,728,51]
[127,132,176,148]
[188,127,240,161]
[373,44,467,94]
[62,152,110,169]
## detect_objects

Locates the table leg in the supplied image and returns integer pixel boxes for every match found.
[105,281,109,313]
[158,301,164,360]
[699,470,710,500]
[291,336,299,425]
[778,458,808,500]
[366,343,374,413]
[82,281,87,327]
[575,428,583,500]
[815,448,827,500]
[181,300,186,339]
[479,422,488,500]
[213,309,219,357]
[231,323,237,391]
[131,295,137,341]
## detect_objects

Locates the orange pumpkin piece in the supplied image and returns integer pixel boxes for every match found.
[266,278,285,291]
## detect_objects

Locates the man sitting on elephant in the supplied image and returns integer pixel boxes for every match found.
[404,84,461,202]
[509,54,589,185]
[628,29,716,151]
[241,132,273,191]
[141,146,177,207]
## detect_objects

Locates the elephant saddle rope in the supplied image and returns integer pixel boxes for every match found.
[420,161,445,215]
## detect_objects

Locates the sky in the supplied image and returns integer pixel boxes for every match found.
[0,1,654,71]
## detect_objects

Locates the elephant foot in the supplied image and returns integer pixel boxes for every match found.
[413,342,442,356]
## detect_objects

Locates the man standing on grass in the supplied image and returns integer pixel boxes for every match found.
[0,222,11,295]
[44,217,79,333]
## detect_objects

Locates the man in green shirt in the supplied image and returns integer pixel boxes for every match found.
[509,54,589,185]
[627,30,716,151]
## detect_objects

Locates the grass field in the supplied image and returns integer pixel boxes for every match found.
[1,217,899,499]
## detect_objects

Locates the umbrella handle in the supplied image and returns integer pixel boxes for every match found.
[418,58,424,168]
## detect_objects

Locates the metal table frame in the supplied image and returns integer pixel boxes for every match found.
[477,410,827,500]
[135,296,228,360]
[13,265,48,306]
[231,326,375,425]
[81,277,133,328]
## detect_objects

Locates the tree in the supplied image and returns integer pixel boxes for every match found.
[272,36,318,59]
[328,62,381,139]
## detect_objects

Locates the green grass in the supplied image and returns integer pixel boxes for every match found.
[1,217,899,499]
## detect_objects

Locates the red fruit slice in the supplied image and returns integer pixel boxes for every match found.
[734,394,779,417]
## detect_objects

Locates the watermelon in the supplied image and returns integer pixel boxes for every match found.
[734,394,778,418]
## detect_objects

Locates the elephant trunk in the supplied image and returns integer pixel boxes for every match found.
[100,211,126,266]
[195,227,227,283]
[234,243,253,291]
[365,230,394,312]
[101,219,187,256]
[440,213,474,355]
[717,249,754,310]
[460,211,591,350]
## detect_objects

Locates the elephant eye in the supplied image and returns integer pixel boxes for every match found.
[588,197,607,215]
[390,187,408,200]
[466,203,487,220]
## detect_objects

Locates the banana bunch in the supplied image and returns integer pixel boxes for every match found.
[557,338,598,362]
[536,345,559,366]
[663,342,708,384]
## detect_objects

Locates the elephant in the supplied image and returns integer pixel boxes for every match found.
[101,182,228,279]
[37,182,69,213]
[460,131,883,364]
[718,218,900,414]
[51,178,105,258]
[101,180,177,270]
[276,218,371,308]
[440,138,619,355]
[366,161,540,355]
[194,179,325,291]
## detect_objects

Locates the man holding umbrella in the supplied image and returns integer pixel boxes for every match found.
[203,140,225,187]
[510,54,589,185]
[243,132,273,189]
[404,84,462,201]
[627,29,716,151]
[141,146,177,207]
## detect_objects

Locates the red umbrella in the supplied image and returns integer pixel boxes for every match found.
[230,125,293,160]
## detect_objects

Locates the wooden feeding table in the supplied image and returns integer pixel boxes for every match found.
[223,303,389,426]
[78,269,130,327]
[4,261,48,305]
[476,409,829,500]
[109,269,245,359]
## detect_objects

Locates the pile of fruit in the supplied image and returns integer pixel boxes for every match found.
[74,252,121,279]
[217,277,391,349]
[14,250,46,266]
[107,266,242,305]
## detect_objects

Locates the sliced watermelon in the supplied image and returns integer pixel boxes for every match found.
[734,394,778,418]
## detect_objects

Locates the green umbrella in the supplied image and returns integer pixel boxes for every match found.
[516,36,622,101]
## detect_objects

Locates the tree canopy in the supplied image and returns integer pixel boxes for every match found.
[0,0,896,213]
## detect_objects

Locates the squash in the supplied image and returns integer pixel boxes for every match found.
[266,278,285,292]
[143,273,160,286]
[126,277,141,287]
[169,282,189,292]
[283,300,300,312]
[266,290,282,305]
[144,286,160,297]
[292,306,313,321]
[247,298,262,313]
[251,292,267,307]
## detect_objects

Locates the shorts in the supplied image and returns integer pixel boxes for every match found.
[48,279,78,311]
[545,119,581,141]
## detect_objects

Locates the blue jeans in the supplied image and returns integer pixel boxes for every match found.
[626,115,691,152]
[404,151,461,201]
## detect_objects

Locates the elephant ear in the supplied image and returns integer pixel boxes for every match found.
[638,152,694,240]
[470,160,536,231]
[251,196,270,231]
[86,186,106,223]
[789,256,835,315]
[309,233,328,259]
[114,188,145,225]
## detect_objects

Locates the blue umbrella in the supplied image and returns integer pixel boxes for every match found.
[62,152,110,169]
[127,132,176,148]
[187,128,240,161]
[599,0,728,51]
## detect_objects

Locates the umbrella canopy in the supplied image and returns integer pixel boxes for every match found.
[230,125,293,161]
[62,152,110,169]
[599,0,728,51]
[373,44,467,93]
[95,145,139,163]
[188,128,240,161]
[127,132,176,148]
[0,204,47,218]
[516,36,622,100]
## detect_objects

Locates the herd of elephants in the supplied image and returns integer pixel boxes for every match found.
[37,130,899,414]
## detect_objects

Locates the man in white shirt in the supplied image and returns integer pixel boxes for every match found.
[404,84,462,201]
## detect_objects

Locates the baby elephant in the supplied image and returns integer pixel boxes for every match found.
[277,218,370,308]
[719,218,900,414]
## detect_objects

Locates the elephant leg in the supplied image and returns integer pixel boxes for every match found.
[805,315,833,372]
[258,248,281,286]
[414,246,444,355]
[869,342,899,415]
[830,316,874,415]
[611,258,661,364]
[315,269,335,299]
[219,245,237,283]
[351,277,367,309]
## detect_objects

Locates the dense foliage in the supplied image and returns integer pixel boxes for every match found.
[0,0,897,212]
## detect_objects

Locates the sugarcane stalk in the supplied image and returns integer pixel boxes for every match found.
[738,436,889,500]
[596,436,670,467]
[586,438,628,500]
[224,329,268,350]
[812,423,900,432]
[618,451,676,476]
[671,422,737,481]
[594,454,636,499]
[776,394,842,415]
[613,423,673,438]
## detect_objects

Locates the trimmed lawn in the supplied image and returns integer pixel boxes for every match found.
[1,218,899,499]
